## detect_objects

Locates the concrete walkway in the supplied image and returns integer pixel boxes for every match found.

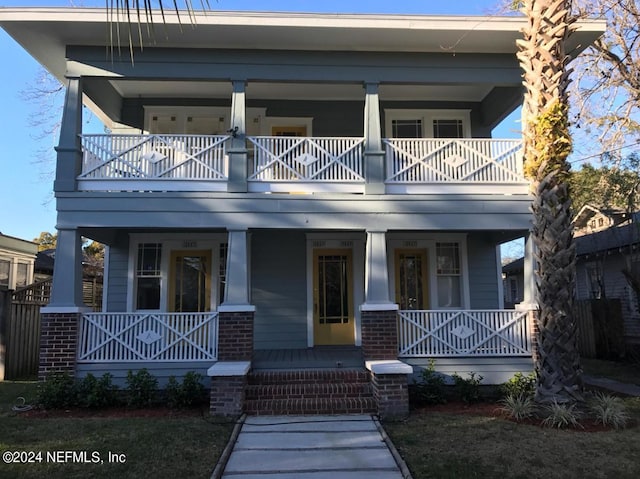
[217,415,408,478]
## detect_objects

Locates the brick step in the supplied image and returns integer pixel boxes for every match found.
[245,382,372,400]
[248,368,370,386]
[244,397,377,415]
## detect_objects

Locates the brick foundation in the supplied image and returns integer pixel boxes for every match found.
[210,375,247,417]
[361,310,398,360]
[39,312,79,380]
[217,311,254,360]
[370,371,409,420]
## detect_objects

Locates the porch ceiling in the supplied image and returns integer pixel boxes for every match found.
[109,80,493,102]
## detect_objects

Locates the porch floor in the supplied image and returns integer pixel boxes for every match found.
[252,347,364,370]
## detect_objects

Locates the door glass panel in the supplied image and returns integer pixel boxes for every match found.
[171,252,211,312]
[318,254,350,324]
[396,250,428,310]
[392,119,423,138]
[433,119,464,138]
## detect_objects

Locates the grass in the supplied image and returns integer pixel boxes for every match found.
[582,358,640,385]
[385,397,640,479]
[0,381,235,479]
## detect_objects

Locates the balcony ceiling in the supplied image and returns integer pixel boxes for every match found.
[0,8,605,84]
[109,80,493,102]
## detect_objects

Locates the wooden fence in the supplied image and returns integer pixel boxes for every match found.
[0,278,103,380]
[574,299,625,359]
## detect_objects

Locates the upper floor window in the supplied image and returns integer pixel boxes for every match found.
[385,110,470,139]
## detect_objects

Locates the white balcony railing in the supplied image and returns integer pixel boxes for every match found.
[398,310,531,357]
[79,134,231,191]
[77,312,219,362]
[248,136,365,193]
[384,138,525,194]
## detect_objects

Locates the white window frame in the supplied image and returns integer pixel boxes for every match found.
[387,233,470,310]
[0,252,35,290]
[384,109,471,139]
[143,106,267,136]
[127,233,227,312]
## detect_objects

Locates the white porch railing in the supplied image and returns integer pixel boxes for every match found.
[398,310,531,357]
[247,136,365,192]
[77,312,219,362]
[78,134,231,191]
[384,139,525,194]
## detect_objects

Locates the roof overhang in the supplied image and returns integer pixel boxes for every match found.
[0,7,606,84]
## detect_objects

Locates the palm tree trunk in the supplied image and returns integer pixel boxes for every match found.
[517,0,583,403]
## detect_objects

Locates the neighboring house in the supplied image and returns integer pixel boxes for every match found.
[0,232,37,290]
[0,8,604,416]
[504,207,640,346]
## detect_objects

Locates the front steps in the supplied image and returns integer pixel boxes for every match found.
[244,369,377,415]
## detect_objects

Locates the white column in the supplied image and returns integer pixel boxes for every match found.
[227,80,248,192]
[517,231,538,310]
[43,228,87,311]
[363,82,385,195]
[361,230,398,311]
[219,229,255,312]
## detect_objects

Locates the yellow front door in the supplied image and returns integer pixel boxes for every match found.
[395,249,429,310]
[169,250,212,312]
[313,249,355,345]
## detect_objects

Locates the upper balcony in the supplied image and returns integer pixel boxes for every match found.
[78,133,526,195]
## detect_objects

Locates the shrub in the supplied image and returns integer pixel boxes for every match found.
[77,373,120,408]
[500,372,537,398]
[588,392,629,430]
[452,372,484,403]
[541,401,582,429]
[125,369,158,408]
[166,372,207,409]
[411,359,447,405]
[500,394,536,421]
[37,373,78,409]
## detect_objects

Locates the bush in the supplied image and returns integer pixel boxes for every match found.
[500,394,536,421]
[37,373,78,409]
[452,372,484,403]
[588,392,629,430]
[76,373,120,408]
[499,372,537,398]
[166,372,207,409]
[411,359,447,405]
[125,369,158,408]
[541,401,582,429]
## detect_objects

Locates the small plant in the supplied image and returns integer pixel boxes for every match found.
[541,401,582,429]
[37,373,78,409]
[166,372,207,408]
[588,392,629,430]
[500,372,537,398]
[452,372,484,403]
[411,359,447,405]
[499,394,536,421]
[77,373,120,408]
[125,369,158,408]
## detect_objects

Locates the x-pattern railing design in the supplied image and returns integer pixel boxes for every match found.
[77,312,219,362]
[385,139,524,183]
[398,310,531,357]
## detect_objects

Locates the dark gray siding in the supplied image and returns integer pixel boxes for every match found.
[105,233,129,312]
[467,234,500,309]
[251,230,308,349]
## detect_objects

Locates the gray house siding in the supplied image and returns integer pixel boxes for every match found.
[104,233,129,312]
[467,234,500,309]
[252,230,309,350]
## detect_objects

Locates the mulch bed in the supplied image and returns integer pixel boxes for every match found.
[411,401,630,432]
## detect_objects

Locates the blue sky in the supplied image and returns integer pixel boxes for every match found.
[0,0,517,242]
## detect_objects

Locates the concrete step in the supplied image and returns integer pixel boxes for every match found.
[244,397,377,415]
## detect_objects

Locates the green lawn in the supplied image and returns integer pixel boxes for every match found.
[0,381,234,479]
[386,397,640,479]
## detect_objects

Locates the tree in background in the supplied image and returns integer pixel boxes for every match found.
[517,0,583,404]
[32,231,57,252]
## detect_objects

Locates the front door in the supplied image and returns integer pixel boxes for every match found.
[169,250,212,312]
[313,249,355,345]
[272,125,307,137]
[395,249,429,310]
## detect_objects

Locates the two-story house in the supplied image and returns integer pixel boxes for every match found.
[0,7,604,417]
